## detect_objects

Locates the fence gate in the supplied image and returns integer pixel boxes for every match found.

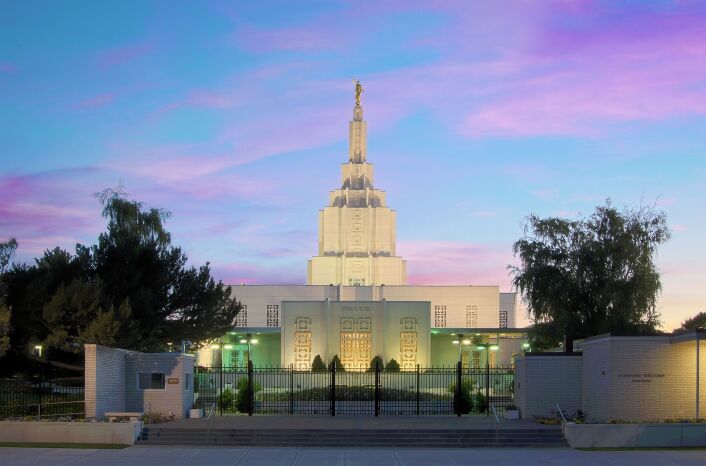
[195,363,513,416]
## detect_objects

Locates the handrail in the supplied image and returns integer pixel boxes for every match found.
[490,404,500,424]
[556,403,567,435]
[138,402,151,422]
[206,402,216,421]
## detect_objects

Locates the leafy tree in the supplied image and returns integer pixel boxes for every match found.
[311,354,326,372]
[0,238,18,358]
[368,355,383,372]
[0,301,10,358]
[329,354,345,372]
[385,358,400,372]
[0,238,18,274]
[1,189,241,375]
[679,312,706,332]
[510,201,670,351]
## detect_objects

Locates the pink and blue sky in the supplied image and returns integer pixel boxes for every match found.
[1,1,705,330]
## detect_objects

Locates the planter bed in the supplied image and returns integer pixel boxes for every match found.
[564,422,706,448]
[0,420,142,446]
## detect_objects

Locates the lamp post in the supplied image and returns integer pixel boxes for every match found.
[452,335,472,365]
[240,334,259,366]
[475,343,498,417]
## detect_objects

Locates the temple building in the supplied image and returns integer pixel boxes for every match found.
[200,82,527,370]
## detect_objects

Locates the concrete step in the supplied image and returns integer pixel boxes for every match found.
[136,427,567,448]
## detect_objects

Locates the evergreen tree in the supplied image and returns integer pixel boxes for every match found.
[311,354,326,372]
[385,358,400,372]
[329,354,345,372]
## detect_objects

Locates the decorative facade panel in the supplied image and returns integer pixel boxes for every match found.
[235,305,247,327]
[339,317,372,371]
[294,317,312,371]
[266,305,279,327]
[499,310,508,328]
[465,305,478,328]
[434,305,447,328]
[400,317,418,371]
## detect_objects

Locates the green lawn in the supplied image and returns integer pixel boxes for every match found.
[0,442,129,449]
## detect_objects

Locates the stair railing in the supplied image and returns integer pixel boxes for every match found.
[556,403,567,435]
[490,404,500,424]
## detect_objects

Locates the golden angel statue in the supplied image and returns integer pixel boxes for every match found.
[353,79,363,106]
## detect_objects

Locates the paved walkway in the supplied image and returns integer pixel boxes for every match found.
[2,446,706,465]
[161,415,555,430]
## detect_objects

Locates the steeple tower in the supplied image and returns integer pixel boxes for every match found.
[307,81,407,286]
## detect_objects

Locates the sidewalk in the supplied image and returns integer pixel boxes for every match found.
[2,446,706,466]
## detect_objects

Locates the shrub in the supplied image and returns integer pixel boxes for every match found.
[311,355,326,372]
[329,354,345,372]
[368,356,383,372]
[385,358,400,372]
[235,377,261,413]
[473,392,487,413]
[448,380,473,414]
[218,389,234,412]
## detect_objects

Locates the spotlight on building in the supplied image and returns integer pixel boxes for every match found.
[250,339,259,345]
[522,342,531,349]
[223,344,233,350]
[489,345,499,351]
[462,339,471,345]
[452,340,460,345]
[240,339,248,344]
[210,344,220,349]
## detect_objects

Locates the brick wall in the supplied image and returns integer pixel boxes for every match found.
[514,354,582,419]
[84,344,194,419]
[582,336,706,421]
[125,353,194,418]
[84,344,131,419]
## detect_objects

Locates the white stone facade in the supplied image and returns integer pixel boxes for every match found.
[228,284,516,330]
[307,104,406,286]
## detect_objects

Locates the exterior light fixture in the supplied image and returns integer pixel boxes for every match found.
[476,345,486,351]
[462,339,471,345]
[250,339,259,344]
[522,342,530,349]
[239,339,248,344]
[489,345,499,351]
[223,344,233,350]
[210,344,221,349]
[475,333,481,336]
[452,340,460,345]
[33,345,43,357]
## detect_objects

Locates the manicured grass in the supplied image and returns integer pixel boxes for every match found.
[578,447,706,451]
[0,442,129,449]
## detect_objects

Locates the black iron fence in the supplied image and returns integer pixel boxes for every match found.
[0,379,85,419]
[195,362,513,416]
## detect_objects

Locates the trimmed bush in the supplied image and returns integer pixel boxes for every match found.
[329,354,345,372]
[385,358,400,372]
[235,377,261,413]
[311,355,326,372]
[368,356,383,372]
[218,389,234,412]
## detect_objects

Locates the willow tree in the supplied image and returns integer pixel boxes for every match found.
[510,201,670,351]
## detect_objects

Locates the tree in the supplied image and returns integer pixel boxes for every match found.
[0,238,18,274]
[329,354,345,372]
[311,354,326,372]
[679,312,706,332]
[368,355,383,372]
[0,238,18,358]
[385,358,400,372]
[510,201,670,351]
[1,189,242,376]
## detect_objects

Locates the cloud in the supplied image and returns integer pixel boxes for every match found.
[0,62,17,74]
[74,92,116,108]
[399,240,515,291]
[96,40,155,69]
